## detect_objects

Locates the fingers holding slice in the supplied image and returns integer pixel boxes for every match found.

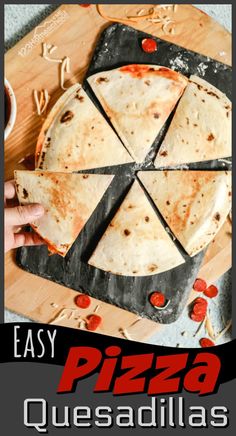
[13,231,45,249]
[5,204,44,227]
[4,180,16,205]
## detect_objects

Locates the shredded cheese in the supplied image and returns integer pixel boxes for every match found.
[194,317,206,337]
[41,89,50,113]
[33,89,50,115]
[33,90,42,115]
[128,8,155,20]
[42,42,62,63]
[119,327,132,340]
[49,308,68,324]
[78,319,87,329]
[60,56,71,90]
[218,158,232,164]
[162,20,175,34]
[129,317,142,328]
[215,319,232,341]
[96,4,138,25]
[94,304,101,313]
[205,316,215,340]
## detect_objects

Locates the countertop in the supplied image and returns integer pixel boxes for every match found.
[4,4,232,347]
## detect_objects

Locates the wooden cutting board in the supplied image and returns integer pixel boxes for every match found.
[4,4,232,341]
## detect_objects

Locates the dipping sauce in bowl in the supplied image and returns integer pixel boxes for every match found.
[4,78,17,140]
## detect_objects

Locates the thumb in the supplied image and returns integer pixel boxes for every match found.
[5,204,45,227]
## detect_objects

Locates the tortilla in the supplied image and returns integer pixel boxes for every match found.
[36,83,133,172]
[88,180,184,276]
[155,75,232,168]
[87,65,188,163]
[14,170,114,257]
[138,170,232,256]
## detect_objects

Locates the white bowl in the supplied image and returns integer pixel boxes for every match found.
[5,78,17,141]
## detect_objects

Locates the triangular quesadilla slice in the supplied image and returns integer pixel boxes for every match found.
[138,170,232,256]
[36,84,133,172]
[88,180,184,276]
[14,170,114,257]
[155,75,232,168]
[87,65,188,163]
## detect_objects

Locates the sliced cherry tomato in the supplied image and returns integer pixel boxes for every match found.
[87,314,102,331]
[193,303,207,316]
[193,278,207,292]
[149,291,165,308]
[75,294,91,309]
[204,285,218,298]
[200,338,215,348]
[142,38,158,53]
[79,4,91,7]
[190,312,206,322]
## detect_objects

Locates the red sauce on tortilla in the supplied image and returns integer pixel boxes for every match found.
[119,65,184,81]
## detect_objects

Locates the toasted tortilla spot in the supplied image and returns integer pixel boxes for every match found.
[60,110,74,123]
[207,133,215,141]
[96,77,109,83]
[148,264,158,272]
[124,229,131,236]
[160,150,168,157]
[23,188,28,199]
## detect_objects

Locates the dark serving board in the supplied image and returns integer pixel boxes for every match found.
[16,24,232,324]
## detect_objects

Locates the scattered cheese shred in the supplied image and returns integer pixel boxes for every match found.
[194,316,206,337]
[60,56,71,90]
[128,8,155,20]
[119,328,132,340]
[218,158,232,165]
[205,316,215,340]
[215,319,232,341]
[42,42,62,63]
[94,304,101,314]
[78,319,87,329]
[50,302,59,309]
[96,4,138,25]
[162,20,175,34]
[96,4,177,35]
[129,317,142,328]
[49,308,68,324]
[33,89,50,115]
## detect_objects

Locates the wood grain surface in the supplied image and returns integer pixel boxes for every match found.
[4,4,232,341]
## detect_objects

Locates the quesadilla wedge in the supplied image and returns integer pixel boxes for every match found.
[35,84,81,167]
[14,170,114,257]
[36,83,133,172]
[138,170,232,256]
[155,75,232,168]
[88,180,184,276]
[87,65,188,163]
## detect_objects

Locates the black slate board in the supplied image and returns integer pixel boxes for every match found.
[16,24,232,324]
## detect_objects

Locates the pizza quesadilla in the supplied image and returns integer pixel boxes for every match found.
[36,84,133,172]
[155,75,232,168]
[87,65,188,163]
[88,180,184,276]
[138,170,232,256]
[14,170,114,257]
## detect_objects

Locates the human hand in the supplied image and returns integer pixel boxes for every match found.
[4,180,45,253]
